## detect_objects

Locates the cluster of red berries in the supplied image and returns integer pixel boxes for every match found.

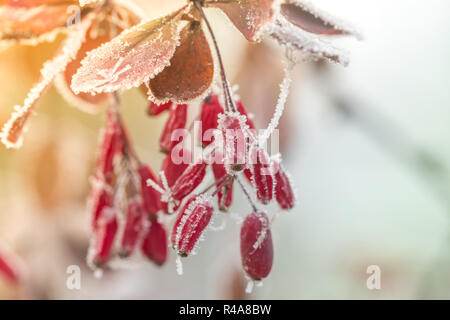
[88,93,295,283]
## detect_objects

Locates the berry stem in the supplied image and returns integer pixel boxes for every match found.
[194,1,236,113]
[236,176,258,212]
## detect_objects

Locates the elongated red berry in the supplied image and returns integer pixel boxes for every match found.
[162,148,190,188]
[236,99,255,129]
[199,94,224,147]
[141,220,168,266]
[89,182,112,229]
[97,108,123,182]
[119,198,145,257]
[251,148,273,204]
[212,162,233,212]
[273,160,295,210]
[91,208,118,267]
[240,212,273,280]
[171,161,207,201]
[219,113,248,171]
[148,101,173,116]
[176,195,214,257]
[171,195,197,247]
[138,164,161,218]
[0,247,22,284]
[159,104,187,154]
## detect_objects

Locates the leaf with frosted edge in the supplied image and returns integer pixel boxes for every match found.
[148,22,214,103]
[55,26,111,113]
[55,2,143,113]
[0,12,95,149]
[207,0,275,41]
[0,0,90,45]
[71,5,193,95]
[269,19,349,66]
[280,0,362,40]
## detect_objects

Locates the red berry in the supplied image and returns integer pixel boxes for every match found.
[171,161,207,202]
[97,108,123,182]
[176,195,214,257]
[212,161,233,212]
[0,247,22,284]
[251,148,273,204]
[171,195,197,247]
[219,113,248,171]
[159,104,187,154]
[138,164,162,218]
[161,148,190,188]
[119,198,145,257]
[89,182,113,230]
[148,101,173,116]
[199,94,224,147]
[273,160,295,210]
[91,208,118,267]
[141,220,168,266]
[240,212,273,280]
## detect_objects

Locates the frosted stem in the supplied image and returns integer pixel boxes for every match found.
[176,256,183,275]
[259,56,295,145]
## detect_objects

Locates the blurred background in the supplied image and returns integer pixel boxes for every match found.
[1,0,450,299]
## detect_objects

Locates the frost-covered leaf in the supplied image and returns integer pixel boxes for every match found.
[71,5,193,95]
[0,0,90,46]
[0,12,95,149]
[208,0,275,41]
[56,2,142,113]
[269,19,349,66]
[280,0,362,39]
[148,21,214,103]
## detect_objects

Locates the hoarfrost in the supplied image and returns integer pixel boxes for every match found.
[281,0,363,40]
[71,7,189,95]
[259,56,294,145]
[176,256,183,275]
[267,18,350,66]
[0,12,96,148]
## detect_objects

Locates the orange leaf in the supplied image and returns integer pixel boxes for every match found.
[71,5,194,95]
[0,0,91,45]
[56,2,143,112]
[148,21,214,103]
[208,0,274,41]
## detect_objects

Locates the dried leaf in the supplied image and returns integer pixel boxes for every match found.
[55,2,143,113]
[148,22,214,103]
[0,12,95,148]
[270,19,349,66]
[208,0,275,41]
[280,0,362,39]
[55,26,111,113]
[71,5,193,95]
[0,0,91,46]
